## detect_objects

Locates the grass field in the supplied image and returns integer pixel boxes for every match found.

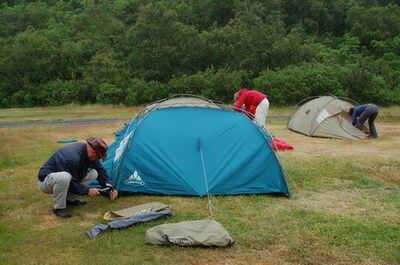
[0,105,399,265]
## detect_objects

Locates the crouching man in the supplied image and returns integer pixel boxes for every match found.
[38,137,118,218]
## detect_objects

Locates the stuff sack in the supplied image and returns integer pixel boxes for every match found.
[145,219,234,247]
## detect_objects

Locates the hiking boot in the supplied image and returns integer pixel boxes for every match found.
[53,208,72,218]
[66,199,87,206]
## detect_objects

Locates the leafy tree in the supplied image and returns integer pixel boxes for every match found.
[0,4,25,37]
[354,0,400,7]
[126,2,201,82]
[36,79,85,106]
[1,0,400,107]
[23,2,53,30]
[82,51,130,103]
[125,78,168,105]
[168,68,250,103]
[337,33,363,62]
[281,0,348,36]
[97,83,124,105]
[0,28,59,106]
[208,0,235,27]
[269,25,320,68]
[170,0,216,30]
[0,2,55,37]
[204,1,286,75]
[346,4,400,47]
[63,1,125,59]
[255,63,347,105]
[106,0,144,26]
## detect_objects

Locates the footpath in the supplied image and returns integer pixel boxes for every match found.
[0,116,289,128]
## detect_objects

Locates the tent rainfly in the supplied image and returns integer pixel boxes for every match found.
[287,95,367,140]
[101,95,290,197]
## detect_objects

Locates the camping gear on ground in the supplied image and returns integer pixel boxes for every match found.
[57,139,77,143]
[99,183,115,195]
[145,219,234,247]
[104,202,171,221]
[287,95,367,140]
[99,95,290,197]
[271,137,294,151]
[86,202,173,239]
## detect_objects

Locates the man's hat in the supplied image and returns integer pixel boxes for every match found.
[86,137,108,160]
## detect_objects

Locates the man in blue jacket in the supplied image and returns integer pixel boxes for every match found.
[38,137,118,218]
[349,104,379,138]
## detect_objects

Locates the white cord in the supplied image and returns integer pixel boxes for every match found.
[198,141,214,216]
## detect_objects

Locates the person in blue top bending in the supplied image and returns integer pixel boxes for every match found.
[38,137,118,218]
[349,104,379,138]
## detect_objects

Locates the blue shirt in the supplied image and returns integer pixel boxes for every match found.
[38,142,112,195]
[352,104,369,125]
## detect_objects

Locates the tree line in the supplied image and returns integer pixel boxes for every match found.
[1,0,400,108]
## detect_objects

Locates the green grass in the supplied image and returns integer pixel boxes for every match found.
[0,105,399,265]
[0,104,141,123]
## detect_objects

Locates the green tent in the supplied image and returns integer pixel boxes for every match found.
[287,95,367,140]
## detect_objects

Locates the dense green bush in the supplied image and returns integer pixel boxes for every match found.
[0,0,400,107]
[254,63,346,105]
[168,68,251,103]
[125,78,168,105]
[97,83,125,105]
[36,79,87,106]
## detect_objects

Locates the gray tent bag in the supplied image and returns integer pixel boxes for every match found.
[145,219,234,247]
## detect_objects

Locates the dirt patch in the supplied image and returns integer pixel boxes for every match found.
[0,169,16,180]
[292,189,400,224]
[34,215,62,230]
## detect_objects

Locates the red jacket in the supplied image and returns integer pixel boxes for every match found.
[234,89,267,111]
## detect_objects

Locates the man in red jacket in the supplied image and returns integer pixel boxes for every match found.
[234,88,269,126]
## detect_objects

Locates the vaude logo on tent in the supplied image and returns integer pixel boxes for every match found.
[125,171,145,186]
[167,237,194,246]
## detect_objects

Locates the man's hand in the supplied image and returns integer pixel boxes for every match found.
[109,189,118,201]
[88,188,100,198]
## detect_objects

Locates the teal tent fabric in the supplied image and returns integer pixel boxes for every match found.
[100,96,290,197]
[57,139,77,143]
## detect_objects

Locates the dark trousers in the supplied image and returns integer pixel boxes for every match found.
[356,104,379,138]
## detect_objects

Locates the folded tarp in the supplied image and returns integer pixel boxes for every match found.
[86,202,173,239]
[145,219,234,247]
[103,202,171,221]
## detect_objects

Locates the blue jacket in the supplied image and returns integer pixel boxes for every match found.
[38,143,111,195]
[352,104,369,126]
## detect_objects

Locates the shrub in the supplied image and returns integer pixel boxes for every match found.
[168,68,251,103]
[96,83,125,105]
[255,63,347,105]
[125,78,168,105]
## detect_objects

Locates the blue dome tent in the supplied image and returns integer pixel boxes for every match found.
[101,95,290,197]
